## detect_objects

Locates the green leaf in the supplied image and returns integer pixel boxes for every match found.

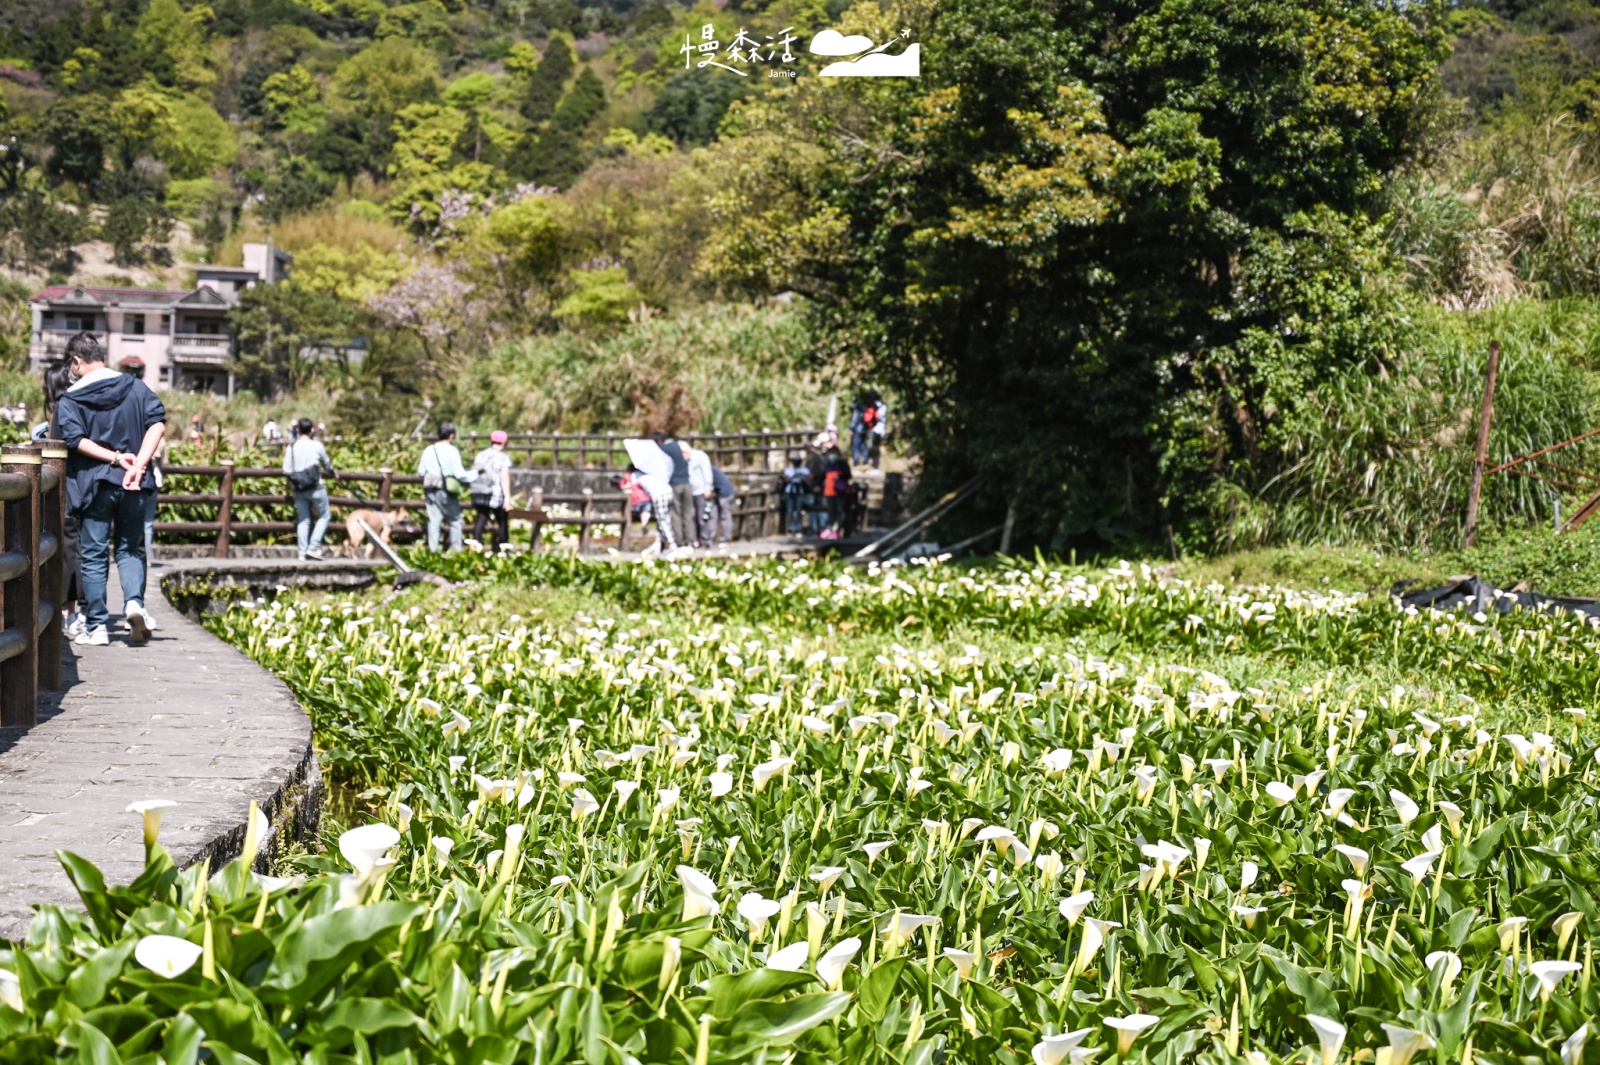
[66,941,136,1010]
[56,851,119,939]
[161,1012,204,1065]
[708,968,816,1017]
[855,957,908,1024]
[1268,954,1339,1019]
[729,992,851,1045]
[258,902,422,1003]
[75,1020,123,1065]
[319,997,426,1036]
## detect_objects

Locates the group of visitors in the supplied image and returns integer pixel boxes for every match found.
[42,333,167,648]
[416,423,515,553]
[613,432,738,558]
[849,392,888,469]
[782,427,860,540]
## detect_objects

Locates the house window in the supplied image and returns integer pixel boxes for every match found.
[64,313,94,332]
[125,313,145,337]
[158,365,170,384]
[192,319,222,336]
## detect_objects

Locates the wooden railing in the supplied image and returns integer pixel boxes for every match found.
[258,429,823,472]
[0,442,68,729]
[155,464,784,556]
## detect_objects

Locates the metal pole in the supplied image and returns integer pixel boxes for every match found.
[1463,341,1500,548]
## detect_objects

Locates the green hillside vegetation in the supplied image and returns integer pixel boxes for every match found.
[7,1,1600,554]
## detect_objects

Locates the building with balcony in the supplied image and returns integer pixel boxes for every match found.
[27,243,292,395]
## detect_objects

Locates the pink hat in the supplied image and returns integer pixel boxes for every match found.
[490,430,509,444]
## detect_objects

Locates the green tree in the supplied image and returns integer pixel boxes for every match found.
[133,0,214,90]
[332,38,442,162]
[552,66,605,132]
[155,95,238,180]
[520,34,574,123]
[553,266,641,331]
[231,282,366,396]
[796,0,1445,549]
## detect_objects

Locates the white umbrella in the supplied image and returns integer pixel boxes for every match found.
[625,438,674,481]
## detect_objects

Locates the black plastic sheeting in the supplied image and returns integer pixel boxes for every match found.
[1393,576,1600,622]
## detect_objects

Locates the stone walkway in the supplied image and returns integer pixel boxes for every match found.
[0,562,319,941]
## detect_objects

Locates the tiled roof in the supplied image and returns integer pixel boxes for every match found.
[31,285,193,302]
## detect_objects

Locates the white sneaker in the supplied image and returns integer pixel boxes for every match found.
[64,611,86,638]
[640,539,661,558]
[667,546,696,560]
[125,601,151,644]
[74,625,108,646]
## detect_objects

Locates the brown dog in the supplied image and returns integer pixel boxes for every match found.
[346,508,408,558]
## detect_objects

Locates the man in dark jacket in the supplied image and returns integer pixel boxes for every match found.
[652,431,694,551]
[54,333,166,646]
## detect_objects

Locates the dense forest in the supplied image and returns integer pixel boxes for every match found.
[4,0,1600,551]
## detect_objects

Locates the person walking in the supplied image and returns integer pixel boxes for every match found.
[820,446,852,540]
[283,417,335,560]
[469,430,514,550]
[54,333,166,646]
[419,422,468,552]
[653,432,695,551]
[37,362,84,636]
[781,452,809,535]
[709,463,737,546]
[685,442,715,547]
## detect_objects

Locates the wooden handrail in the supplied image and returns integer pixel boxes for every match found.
[156,464,788,556]
[0,441,67,729]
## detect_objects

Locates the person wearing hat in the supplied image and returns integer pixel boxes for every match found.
[469,429,515,549]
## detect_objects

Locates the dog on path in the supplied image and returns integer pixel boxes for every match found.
[346,508,408,558]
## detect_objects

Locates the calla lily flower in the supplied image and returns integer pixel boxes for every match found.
[655,787,680,814]
[1325,788,1356,818]
[976,825,1018,855]
[571,789,599,819]
[944,947,979,978]
[1231,903,1265,929]
[127,799,177,849]
[1381,1025,1436,1065]
[1032,1029,1094,1065]
[1562,1024,1589,1065]
[0,969,20,1012]
[1042,748,1075,773]
[737,892,782,938]
[1334,844,1369,877]
[339,823,400,880]
[677,865,720,920]
[1306,1014,1346,1065]
[1401,851,1439,884]
[864,840,894,865]
[1389,789,1419,824]
[817,937,861,989]
[1420,824,1444,854]
[1075,917,1121,969]
[1204,758,1233,781]
[1497,916,1530,951]
[1530,960,1583,1001]
[1239,860,1259,892]
[810,866,846,893]
[1265,780,1296,806]
[1104,1014,1160,1056]
[134,935,203,979]
[880,912,939,946]
[765,942,809,971]
[1059,890,1094,925]
[240,803,270,870]
[753,756,796,790]
[708,772,734,798]
[556,771,585,790]
[957,817,985,841]
[1425,950,1462,989]
[1178,753,1196,782]
[395,802,413,833]
[1555,911,1584,953]
[1193,838,1212,871]
[431,836,454,869]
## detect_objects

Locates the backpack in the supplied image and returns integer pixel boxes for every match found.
[287,465,321,492]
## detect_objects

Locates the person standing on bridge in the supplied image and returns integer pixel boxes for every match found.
[55,332,166,647]
[283,418,336,561]
[419,422,468,552]
[652,432,695,551]
[469,430,514,550]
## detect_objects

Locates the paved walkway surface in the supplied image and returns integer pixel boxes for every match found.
[0,561,316,941]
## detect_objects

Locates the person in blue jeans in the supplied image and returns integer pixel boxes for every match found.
[54,333,167,647]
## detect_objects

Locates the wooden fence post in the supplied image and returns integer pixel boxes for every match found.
[529,487,544,551]
[551,431,561,467]
[38,441,66,693]
[2,444,41,728]
[620,494,633,551]
[578,488,594,555]
[525,431,535,467]
[1463,340,1501,549]
[214,459,235,559]
[378,467,393,509]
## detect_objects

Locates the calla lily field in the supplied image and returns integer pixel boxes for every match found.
[3,555,1600,1064]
